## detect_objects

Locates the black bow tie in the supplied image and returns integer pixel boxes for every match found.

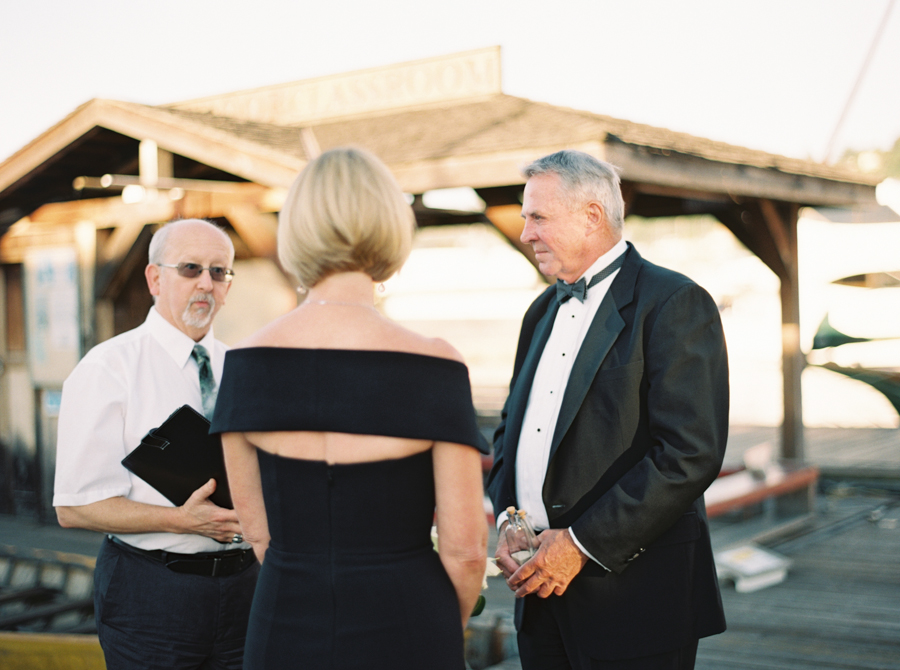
[556,252,626,304]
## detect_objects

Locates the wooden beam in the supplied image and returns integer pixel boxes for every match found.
[474,185,522,208]
[758,198,792,270]
[1,183,288,266]
[390,140,606,194]
[96,225,155,311]
[24,184,283,227]
[0,221,77,263]
[25,197,175,229]
[0,99,301,195]
[484,204,550,282]
[74,174,277,195]
[605,142,877,208]
[1,200,171,268]
[100,219,152,265]
[484,204,525,252]
[714,205,786,278]
[300,128,321,159]
[171,186,285,219]
[1,182,287,266]
[627,181,732,204]
[628,193,732,219]
[0,100,111,194]
[224,204,278,258]
[96,101,302,187]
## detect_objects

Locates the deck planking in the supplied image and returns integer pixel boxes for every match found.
[698,490,900,670]
[725,425,900,478]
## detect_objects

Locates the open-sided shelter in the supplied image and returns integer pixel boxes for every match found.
[0,47,879,517]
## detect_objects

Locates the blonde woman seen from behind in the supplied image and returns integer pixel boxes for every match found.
[211,147,488,670]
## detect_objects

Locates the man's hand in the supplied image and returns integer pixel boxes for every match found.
[506,529,589,598]
[179,479,242,543]
[494,521,521,580]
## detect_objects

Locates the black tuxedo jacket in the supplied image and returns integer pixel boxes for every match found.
[487,243,728,660]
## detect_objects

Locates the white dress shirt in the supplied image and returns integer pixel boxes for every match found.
[53,307,240,554]
[513,239,628,566]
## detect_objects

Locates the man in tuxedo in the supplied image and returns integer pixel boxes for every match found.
[487,150,728,669]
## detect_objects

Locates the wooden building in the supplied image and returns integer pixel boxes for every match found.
[0,47,879,518]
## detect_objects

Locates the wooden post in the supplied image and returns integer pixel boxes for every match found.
[138,139,173,198]
[720,201,805,462]
[776,204,804,460]
[74,220,96,353]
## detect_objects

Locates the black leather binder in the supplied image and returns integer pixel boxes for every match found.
[122,404,233,509]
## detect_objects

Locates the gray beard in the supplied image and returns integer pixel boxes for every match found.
[182,293,215,329]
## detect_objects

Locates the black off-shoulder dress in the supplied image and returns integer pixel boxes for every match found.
[210,348,488,670]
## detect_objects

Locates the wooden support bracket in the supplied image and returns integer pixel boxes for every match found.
[224,204,278,258]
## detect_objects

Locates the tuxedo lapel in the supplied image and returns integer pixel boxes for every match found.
[549,244,641,462]
[504,296,560,462]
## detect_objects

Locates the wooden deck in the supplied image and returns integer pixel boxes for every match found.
[478,487,900,670]
[725,425,900,479]
[478,423,900,670]
[699,489,900,670]
[2,425,899,669]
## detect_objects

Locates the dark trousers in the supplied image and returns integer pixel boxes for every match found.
[94,537,259,670]
[518,595,699,670]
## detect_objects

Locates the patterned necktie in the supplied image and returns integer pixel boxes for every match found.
[191,344,217,420]
[556,251,626,304]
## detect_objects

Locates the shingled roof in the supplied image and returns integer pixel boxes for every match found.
[0,55,878,228]
[159,93,875,186]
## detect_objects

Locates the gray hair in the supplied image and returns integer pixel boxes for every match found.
[522,151,625,232]
[148,219,233,265]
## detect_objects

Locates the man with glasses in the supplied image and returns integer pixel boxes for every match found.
[53,219,258,670]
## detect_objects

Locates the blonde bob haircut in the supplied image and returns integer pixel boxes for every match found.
[277,147,415,288]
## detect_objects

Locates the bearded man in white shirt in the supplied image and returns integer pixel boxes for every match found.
[54,219,258,670]
[487,151,728,670]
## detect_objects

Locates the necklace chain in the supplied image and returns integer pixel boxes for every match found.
[304,299,377,310]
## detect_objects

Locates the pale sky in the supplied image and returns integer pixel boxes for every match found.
[1,0,898,167]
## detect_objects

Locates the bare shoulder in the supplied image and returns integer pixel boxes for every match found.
[229,310,297,350]
[226,308,465,364]
[419,335,465,364]
[386,322,464,364]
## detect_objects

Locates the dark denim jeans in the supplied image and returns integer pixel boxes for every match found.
[94,537,259,670]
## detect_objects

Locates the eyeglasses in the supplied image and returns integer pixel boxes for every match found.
[157,263,235,283]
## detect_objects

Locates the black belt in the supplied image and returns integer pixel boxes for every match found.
[108,536,256,577]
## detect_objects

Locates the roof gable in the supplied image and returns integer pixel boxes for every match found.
[0,62,879,226]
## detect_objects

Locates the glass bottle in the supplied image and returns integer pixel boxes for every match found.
[505,506,537,565]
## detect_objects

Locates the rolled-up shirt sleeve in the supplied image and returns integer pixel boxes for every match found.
[52,358,132,507]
